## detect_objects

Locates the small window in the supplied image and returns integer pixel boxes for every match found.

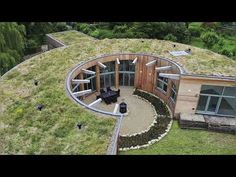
[156,75,168,93]
[170,82,177,102]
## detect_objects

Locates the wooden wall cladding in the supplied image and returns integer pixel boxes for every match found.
[70,54,183,116]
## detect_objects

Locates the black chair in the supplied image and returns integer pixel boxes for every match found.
[100,89,105,94]
[112,96,117,103]
[116,89,120,97]
[107,86,112,92]
[104,97,112,104]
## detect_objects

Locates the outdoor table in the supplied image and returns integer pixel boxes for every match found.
[100,90,118,104]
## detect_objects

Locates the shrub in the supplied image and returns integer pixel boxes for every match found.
[164,34,177,42]
[188,26,202,37]
[76,23,95,34]
[200,31,220,48]
[219,47,234,57]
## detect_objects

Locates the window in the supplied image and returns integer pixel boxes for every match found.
[200,85,223,95]
[156,76,168,93]
[100,61,115,88]
[196,85,236,117]
[218,97,236,116]
[83,66,96,91]
[119,60,135,86]
[120,60,135,72]
[100,61,115,73]
[170,82,177,102]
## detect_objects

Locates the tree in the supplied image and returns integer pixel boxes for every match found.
[164,34,177,42]
[0,22,26,75]
[200,31,220,48]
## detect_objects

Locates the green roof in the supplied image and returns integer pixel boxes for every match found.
[50,30,236,76]
[0,30,235,154]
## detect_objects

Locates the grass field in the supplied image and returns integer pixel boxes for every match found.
[120,121,236,155]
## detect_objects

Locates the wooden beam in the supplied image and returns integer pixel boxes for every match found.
[132,57,138,64]
[98,62,107,68]
[113,104,119,114]
[82,69,95,75]
[115,61,119,89]
[146,60,156,67]
[79,73,84,91]
[96,65,100,92]
[88,98,102,107]
[73,89,92,97]
[72,79,90,84]
[155,66,172,71]
[159,73,180,80]
[116,58,120,64]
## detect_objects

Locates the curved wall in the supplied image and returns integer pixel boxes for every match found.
[67,53,184,116]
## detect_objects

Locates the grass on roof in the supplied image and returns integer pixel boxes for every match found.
[49,30,95,45]
[120,121,236,155]
[0,30,235,154]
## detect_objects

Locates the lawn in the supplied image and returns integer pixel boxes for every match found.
[120,121,236,155]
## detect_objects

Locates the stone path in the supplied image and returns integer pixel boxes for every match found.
[83,86,156,136]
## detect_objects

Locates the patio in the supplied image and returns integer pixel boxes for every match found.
[83,86,156,135]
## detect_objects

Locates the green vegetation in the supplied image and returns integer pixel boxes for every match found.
[120,121,236,155]
[76,22,236,59]
[0,22,71,76]
[0,30,235,154]
[119,89,171,149]
[1,22,236,76]
[0,23,25,75]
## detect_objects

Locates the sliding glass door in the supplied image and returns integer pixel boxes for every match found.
[119,72,135,86]
[119,60,135,86]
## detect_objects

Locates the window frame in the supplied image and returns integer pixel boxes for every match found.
[196,85,236,117]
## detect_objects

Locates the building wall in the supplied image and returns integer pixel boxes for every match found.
[71,54,182,116]
[70,53,236,118]
[46,34,65,49]
[175,76,236,118]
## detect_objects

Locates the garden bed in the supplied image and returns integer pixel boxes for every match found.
[133,89,170,116]
[118,89,172,150]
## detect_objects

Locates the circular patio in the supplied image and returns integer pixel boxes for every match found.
[83,86,156,135]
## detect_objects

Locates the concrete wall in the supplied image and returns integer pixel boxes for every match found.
[46,34,65,49]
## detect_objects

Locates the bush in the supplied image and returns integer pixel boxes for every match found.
[219,47,234,57]
[54,22,68,31]
[93,29,114,39]
[200,31,220,48]
[76,23,96,34]
[25,39,38,54]
[164,34,177,42]
[188,26,202,37]
[90,29,100,38]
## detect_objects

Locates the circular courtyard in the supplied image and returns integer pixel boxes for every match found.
[83,86,157,135]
